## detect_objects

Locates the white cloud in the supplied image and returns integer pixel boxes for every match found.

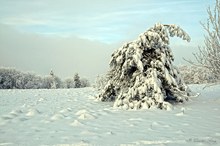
[1,17,49,25]
[0,0,212,43]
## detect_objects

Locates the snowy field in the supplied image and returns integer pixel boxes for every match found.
[0,85,220,146]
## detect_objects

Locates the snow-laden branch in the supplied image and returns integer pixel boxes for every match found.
[97,23,194,110]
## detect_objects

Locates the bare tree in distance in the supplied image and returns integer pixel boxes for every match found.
[186,0,220,82]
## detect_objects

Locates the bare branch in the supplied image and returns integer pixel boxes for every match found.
[189,0,220,81]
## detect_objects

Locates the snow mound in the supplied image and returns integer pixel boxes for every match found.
[75,109,96,120]
[50,113,64,121]
[75,109,88,116]
[1,114,14,120]
[78,113,95,120]
[70,120,84,127]
[26,109,40,117]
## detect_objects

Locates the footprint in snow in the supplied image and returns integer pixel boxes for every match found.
[175,130,185,134]
[106,131,114,135]
[1,109,24,121]
[1,114,15,120]
[10,109,23,116]
[81,130,96,135]
[19,117,29,121]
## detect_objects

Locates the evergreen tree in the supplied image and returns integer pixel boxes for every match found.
[97,23,193,110]
[74,73,81,88]
[48,70,62,89]
[50,69,54,76]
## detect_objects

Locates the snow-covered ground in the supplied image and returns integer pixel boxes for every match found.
[0,85,220,146]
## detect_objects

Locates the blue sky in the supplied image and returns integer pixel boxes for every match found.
[0,0,214,43]
[0,0,215,80]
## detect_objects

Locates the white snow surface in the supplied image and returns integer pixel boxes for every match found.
[0,85,220,146]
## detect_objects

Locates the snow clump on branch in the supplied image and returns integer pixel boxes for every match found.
[97,23,192,110]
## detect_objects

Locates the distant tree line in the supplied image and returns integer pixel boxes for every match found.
[0,67,90,89]
[63,73,90,88]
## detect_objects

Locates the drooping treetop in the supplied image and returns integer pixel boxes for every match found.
[98,23,192,110]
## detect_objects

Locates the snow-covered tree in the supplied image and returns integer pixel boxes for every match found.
[64,76,90,88]
[0,68,17,89]
[0,68,45,89]
[42,76,53,89]
[63,78,75,88]
[19,73,37,89]
[74,73,81,88]
[80,78,90,87]
[48,70,62,89]
[43,70,62,89]
[95,74,108,90]
[97,23,193,110]
[189,0,220,81]
[29,75,44,89]
[178,65,216,84]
